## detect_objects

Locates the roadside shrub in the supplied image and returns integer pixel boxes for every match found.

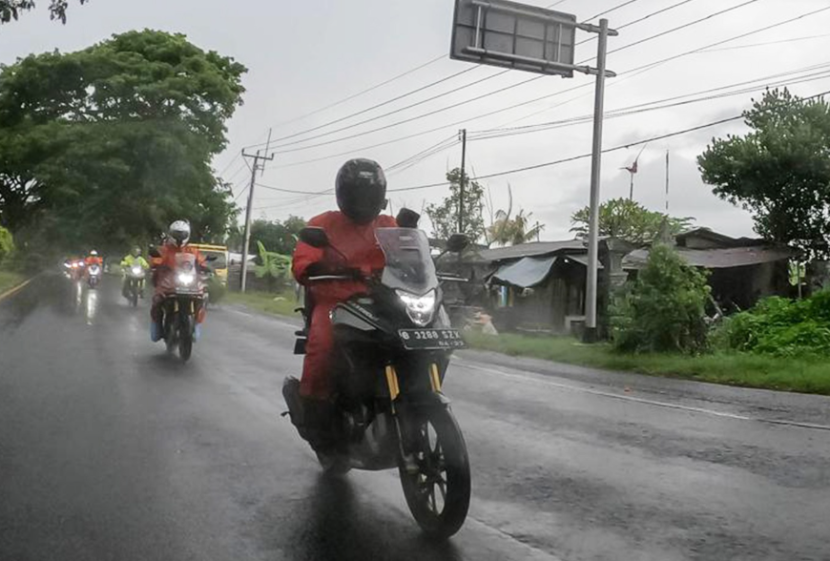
[206,277,228,303]
[0,226,14,266]
[611,244,710,353]
[713,289,830,357]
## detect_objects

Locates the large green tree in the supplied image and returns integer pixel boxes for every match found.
[571,198,693,245]
[1,0,86,24]
[425,168,485,242]
[0,30,246,254]
[699,89,830,256]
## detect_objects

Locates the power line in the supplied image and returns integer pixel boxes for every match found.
[703,33,830,52]
[268,74,546,154]
[389,116,745,193]
[493,3,830,128]
[233,183,249,202]
[583,0,643,23]
[268,54,445,130]
[391,87,830,193]
[576,0,698,46]
[470,63,830,139]
[268,6,827,171]
[256,183,332,195]
[617,0,697,31]
[606,0,763,57]
[253,0,721,154]
[267,0,774,157]
[386,135,459,173]
[263,68,509,150]
[216,151,242,178]
[251,66,485,148]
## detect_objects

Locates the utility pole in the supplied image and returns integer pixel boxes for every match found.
[458,128,467,234]
[240,137,274,292]
[584,18,610,343]
[665,150,670,212]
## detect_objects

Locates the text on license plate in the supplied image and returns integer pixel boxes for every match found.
[398,328,466,349]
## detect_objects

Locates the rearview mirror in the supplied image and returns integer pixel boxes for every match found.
[205,255,218,262]
[299,227,330,249]
[446,233,470,253]
[396,208,421,229]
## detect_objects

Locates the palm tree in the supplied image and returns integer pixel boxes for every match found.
[489,208,544,246]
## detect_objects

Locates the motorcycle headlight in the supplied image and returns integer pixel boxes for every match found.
[177,272,195,286]
[396,289,436,327]
[131,266,142,275]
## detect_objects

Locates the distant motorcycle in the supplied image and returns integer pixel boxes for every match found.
[86,263,102,289]
[158,253,210,362]
[284,226,472,539]
[124,263,146,307]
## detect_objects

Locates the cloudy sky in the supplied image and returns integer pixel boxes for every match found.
[2,0,829,241]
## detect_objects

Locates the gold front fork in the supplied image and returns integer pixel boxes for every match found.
[429,363,442,392]
[385,365,400,402]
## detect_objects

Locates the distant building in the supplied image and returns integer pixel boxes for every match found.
[468,228,795,334]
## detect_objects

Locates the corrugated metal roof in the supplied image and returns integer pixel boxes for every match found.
[562,254,603,269]
[477,239,585,263]
[623,246,795,270]
[490,256,558,288]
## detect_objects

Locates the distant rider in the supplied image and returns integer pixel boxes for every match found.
[121,247,150,298]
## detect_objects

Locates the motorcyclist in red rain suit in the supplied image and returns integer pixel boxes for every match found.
[287,158,396,448]
[148,220,208,342]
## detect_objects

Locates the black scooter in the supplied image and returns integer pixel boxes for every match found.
[284,226,472,539]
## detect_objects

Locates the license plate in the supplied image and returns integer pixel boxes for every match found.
[398,328,466,350]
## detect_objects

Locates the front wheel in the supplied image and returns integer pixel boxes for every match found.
[399,405,471,539]
[178,313,194,362]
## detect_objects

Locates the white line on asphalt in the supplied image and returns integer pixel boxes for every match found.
[455,358,830,432]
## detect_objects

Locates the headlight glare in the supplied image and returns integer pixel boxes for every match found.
[396,289,436,327]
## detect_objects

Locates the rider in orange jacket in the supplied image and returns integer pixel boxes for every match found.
[149,220,207,342]
[289,159,396,441]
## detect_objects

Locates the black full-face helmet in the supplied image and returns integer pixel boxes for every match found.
[335,158,387,224]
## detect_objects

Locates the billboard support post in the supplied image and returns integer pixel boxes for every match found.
[449,0,617,342]
[583,18,610,343]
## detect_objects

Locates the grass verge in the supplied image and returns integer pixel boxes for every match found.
[222,291,830,396]
[0,269,26,296]
[464,332,830,396]
[225,290,300,318]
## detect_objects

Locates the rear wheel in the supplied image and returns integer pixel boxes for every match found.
[399,406,471,539]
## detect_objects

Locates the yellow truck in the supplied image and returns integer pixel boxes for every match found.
[190,243,229,286]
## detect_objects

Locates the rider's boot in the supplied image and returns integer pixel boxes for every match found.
[282,377,336,452]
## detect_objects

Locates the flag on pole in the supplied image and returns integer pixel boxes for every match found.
[622,159,638,174]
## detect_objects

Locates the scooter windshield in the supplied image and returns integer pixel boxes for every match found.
[376,228,438,295]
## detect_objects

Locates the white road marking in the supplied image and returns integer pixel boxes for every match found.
[455,358,830,432]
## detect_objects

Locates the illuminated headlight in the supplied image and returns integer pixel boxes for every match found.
[177,272,195,286]
[89,266,100,275]
[396,289,436,327]
[131,266,142,275]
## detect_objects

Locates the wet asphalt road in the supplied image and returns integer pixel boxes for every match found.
[1,274,829,561]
